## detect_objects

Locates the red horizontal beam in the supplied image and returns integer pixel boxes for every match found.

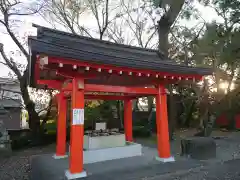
[37,80,158,95]
[37,80,63,89]
[85,95,134,100]
[63,92,136,100]
[85,84,158,95]
[56,69,97,79]
[48,56,203,80]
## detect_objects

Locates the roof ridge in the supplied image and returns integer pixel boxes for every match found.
[29,37,179,67]
[33,24,163,54]
[38,36,174,64]
[38,33,159,58]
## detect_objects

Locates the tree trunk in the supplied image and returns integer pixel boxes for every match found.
[132,99,139,111]
[117,100,123,129]
[19,69,40,138]
[184,101,195,128]
[158,26,169,55]
[227,73,234,94]
[156,0,185,140]
[168,85,176,140]
[147,96,154,112]
[195,80,214,137]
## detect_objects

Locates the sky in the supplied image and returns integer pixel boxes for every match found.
[0,1,221,78]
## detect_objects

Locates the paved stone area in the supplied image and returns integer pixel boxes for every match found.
[31,156,240,180]
[161,159,240,180]
[30,147,204,180]
[30,132,240,180]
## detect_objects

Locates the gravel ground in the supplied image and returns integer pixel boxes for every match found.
[0,145,55,180]
[159,159,240,180]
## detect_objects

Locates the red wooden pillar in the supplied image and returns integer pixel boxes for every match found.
[65,78,87,179]
[124,99,133,142]
[54,92,67,159]
[155,85,174,162]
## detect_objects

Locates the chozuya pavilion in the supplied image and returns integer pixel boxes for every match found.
[28,24,212,179]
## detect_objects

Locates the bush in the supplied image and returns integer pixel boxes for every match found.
[11,134,31,150]
[44,120,57,135]
[133,126,151,138]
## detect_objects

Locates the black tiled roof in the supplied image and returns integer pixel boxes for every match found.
[28,24,212,86]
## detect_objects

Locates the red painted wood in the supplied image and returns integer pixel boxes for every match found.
[235,114,240,129]
[124,99,133,142]
[216,114,229,127]
[85,95,133,100]
[56,69,97,79]
[156,85,171,158]
[85,84,158,95]
[37,80,63,89]
[47,56,203,80]
[37,80,158,95]
[55,92,67,157]
[69,78,84,174]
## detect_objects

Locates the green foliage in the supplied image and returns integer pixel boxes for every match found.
[85,100,120,129]
[85,103,102,121]
[11,132,31,150]
[180,0,202,20]
[44,120,57,134]
[178,88,198,127]
[152,0,161,7]
[219,31,240,67]
[193,23,223,66]
[133,126,151,137]
[192,0,240,70]
[212,0,240,23]
[85,101,116,121]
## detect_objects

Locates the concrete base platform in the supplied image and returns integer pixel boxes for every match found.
[30,147,206,180]
[53,154,68,159]
[65,170,87,179]
[83,142,142,164]
[84,134,125,150]
[155,156,175,163]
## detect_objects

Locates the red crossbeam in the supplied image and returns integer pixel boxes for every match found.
[85,84,157,95]
[37,80,158,95]
[85,95,133,100]
[48,56,203,80]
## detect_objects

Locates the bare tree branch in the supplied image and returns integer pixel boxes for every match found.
[41,90,54,126]
[0,43,22,79]
[120,0,157,48]
[145,28,158,48]
[0,1,43,60]
[101,0,109,39]
[0,61,7,66]
[8,3,45,17]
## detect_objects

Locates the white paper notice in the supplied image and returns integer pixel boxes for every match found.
[72,108,84,125]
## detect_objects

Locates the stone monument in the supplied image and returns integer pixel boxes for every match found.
[0,106,12,157]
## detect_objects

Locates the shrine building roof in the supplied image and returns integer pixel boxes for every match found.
[28,24,213,87]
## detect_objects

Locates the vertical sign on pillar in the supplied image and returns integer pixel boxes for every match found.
[69,78,85,174]
[72,108,84,125]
